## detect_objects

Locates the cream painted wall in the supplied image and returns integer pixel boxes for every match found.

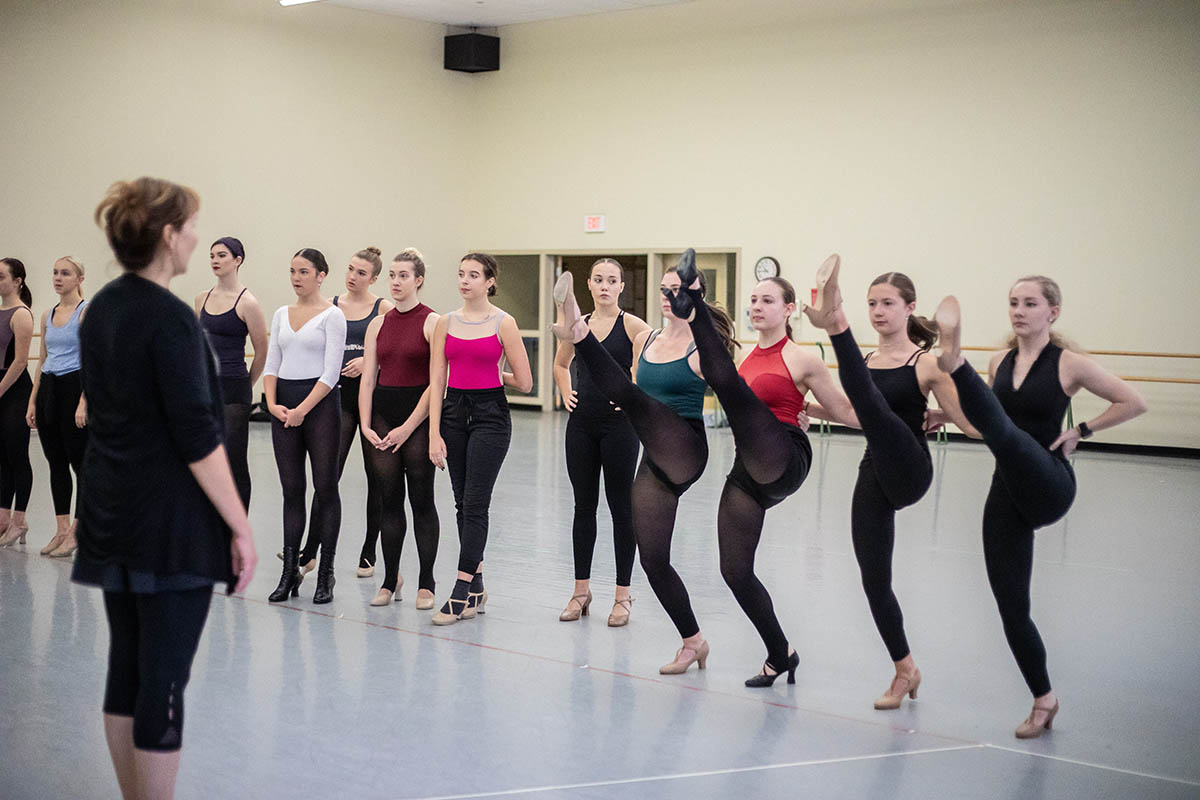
[468,0,1200,447]
[2,0,1197,446]
[0,0,472,331]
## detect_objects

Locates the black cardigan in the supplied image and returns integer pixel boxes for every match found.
[72,273,233,588]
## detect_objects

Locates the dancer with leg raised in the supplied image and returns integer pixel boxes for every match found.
[553,258,649,626]
[662,251,857,685]
[932,278,1146,737]
[359,249,440,609]
[427,254,532,625]
[802,257,977,708]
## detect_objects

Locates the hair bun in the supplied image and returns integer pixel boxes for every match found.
[366,246,382,256]
[399,247,423,260]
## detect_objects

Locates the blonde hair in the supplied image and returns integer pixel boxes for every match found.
[1006,275,1078,351]
[56,256,85,278]
[354,246,384,277]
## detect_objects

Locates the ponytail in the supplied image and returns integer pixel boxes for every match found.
[906,314,938,350]
[0,258,32,307]
[666,265,740,356]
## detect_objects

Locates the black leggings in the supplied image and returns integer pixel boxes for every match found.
[368,385,439,593]
[300,377,381,564]
[272,379,342,555]
[441,388,512,575]
[565,407,639,585]
[35,370,89,517]
[573,333,707,639]
[220,375,252,511]
[102,587,213,752]
[0,372,32,512]
[688,299,811,668]
[829,329,933,663]
[951,362,1076,698]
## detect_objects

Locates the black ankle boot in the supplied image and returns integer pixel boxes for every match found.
[745,650,800,688]
[269,546,301,602]
[312,550,337,604]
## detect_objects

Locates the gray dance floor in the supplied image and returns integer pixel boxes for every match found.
[2,411,1198,799]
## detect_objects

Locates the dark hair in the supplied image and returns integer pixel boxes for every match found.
[665,266,739,355]
[393,248,427,283]
[591,257,624,279]
[354,246,384,277]
[1006,275,1073,350]
[293,248,329,275]
[461,252,499,297]
[759,276,798,341]
[211,236,245,265]
[0,258,32,308]
[869,271,938,351]
[94,177,200,272]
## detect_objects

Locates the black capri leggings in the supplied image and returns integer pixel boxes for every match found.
[102,587,213,752]
[951,361,1076,698]
[35,370,89,517]
[573,332,708,640]
[565,407,639,586]
[829,328,933,663]
[272,378,342,555]
[368,385,439,594]
[0,372,33,512]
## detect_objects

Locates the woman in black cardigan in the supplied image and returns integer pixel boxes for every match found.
[75,177,257,800]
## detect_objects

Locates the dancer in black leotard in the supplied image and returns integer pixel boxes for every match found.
[664,251,857,685]
[195,237,268,512]
[932,278,1145,738]
[0,257,34,549]
[802,256,977,707]
[552,262,715,671]
[297,247,391,578]
[27,256,89,557]
[359,249,440,609]
[553,258,649,626]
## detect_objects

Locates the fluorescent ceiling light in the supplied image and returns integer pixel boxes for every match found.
[280,0,323,6]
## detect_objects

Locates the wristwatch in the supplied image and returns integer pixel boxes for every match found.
[1077,421,1093,439]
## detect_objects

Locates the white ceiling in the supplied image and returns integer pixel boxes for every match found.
[325,0,692,28]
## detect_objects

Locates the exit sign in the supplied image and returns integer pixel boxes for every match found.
[584,214,606,233]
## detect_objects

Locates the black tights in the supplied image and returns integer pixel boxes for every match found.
[565,410,639,585]
[102,587,213,752]
[223,403,252,511]
[35,371,88,517]
[0,373,32,513]
[952,362,1076,698]
[272,379,342,555]
[829,328,932,663]
[688,297,810,668]
[573,333,707,639]
[300,378,380,564]
[368,386,439,593]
